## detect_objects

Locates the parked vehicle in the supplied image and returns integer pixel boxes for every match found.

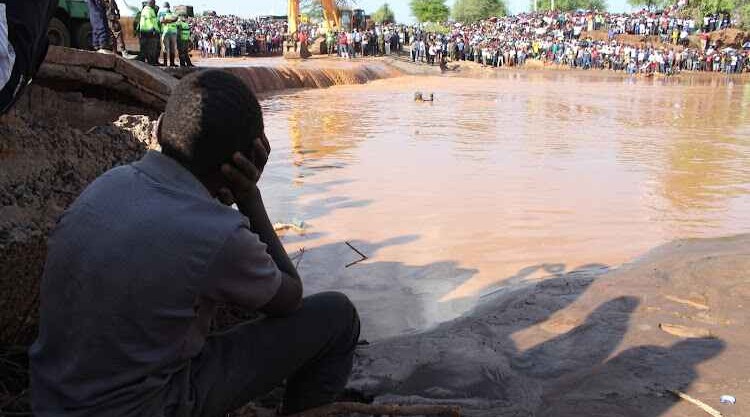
[49,0,92,49]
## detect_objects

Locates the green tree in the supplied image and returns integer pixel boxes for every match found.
[530,0,606,11]
[300,0,354,22]
[683,0,750,29]
[739,2,750,29]
[372,3,397,23]
[410,0,450,22]
[694,0,737,15]
[301,0,324,21]
[452,0,508,22]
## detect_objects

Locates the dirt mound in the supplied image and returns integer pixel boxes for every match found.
[586,28,750,49]
[693,28,750,48]
[0,101,156,347]
[351,234,750,417]
[586,29,660,45]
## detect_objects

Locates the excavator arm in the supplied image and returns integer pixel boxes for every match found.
[287,0,299,36]
[287,0,340,35]
[320,0,341,32]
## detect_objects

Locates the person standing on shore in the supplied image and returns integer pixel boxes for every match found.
[361,31,369,57]
[158,2,178,67]
[104,0,136,58]
[176,15,193,67]
[138,0,161,65]
[86,0,113,54]
[326,30,335,56]
[347,30,355,58]
[353,29,361,58]
[338,31,348,58]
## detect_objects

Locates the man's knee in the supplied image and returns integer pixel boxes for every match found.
[307,291,356,316]
[304,292,359,342]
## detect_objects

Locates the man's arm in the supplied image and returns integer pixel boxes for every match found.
[236,185,302,317]
[221,148,302,317]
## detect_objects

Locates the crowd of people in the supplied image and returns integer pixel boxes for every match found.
[165,3,749,75]
[188,14,289,57]
[392,8,749,74]
[324,28,403,58]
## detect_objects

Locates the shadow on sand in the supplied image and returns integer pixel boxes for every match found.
[338,259,725,417]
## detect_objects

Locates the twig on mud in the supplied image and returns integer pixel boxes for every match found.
[668,390,723,417]
[285,402,461,417]
[292,247,306,270]
[344,241,368,268]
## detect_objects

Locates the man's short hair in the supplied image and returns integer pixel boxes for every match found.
[159,69,263,176]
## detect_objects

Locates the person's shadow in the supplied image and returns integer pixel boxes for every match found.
[349,265,724,417]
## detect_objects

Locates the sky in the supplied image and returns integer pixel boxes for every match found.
[119,0,635,22]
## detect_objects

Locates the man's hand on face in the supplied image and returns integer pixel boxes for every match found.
[218,136,270,206]
[254,133,271,173]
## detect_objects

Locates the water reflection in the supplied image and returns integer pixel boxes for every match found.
[258,73,750,335]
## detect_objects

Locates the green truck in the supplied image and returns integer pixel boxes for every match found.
[49,0,93,49]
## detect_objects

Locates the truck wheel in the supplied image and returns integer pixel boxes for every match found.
[73,22,93,50]
[48,17,71,47]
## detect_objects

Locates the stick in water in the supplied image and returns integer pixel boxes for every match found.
[344,241,368,268]
[294,247,305,270]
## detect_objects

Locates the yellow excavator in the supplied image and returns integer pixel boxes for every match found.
[287,0,341,37]
[284,0,346,59]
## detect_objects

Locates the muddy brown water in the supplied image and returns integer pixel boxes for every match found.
[255,69,750,340]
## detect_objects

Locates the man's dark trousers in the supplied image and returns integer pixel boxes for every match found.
[140,32,160,65]
[182,291,361,417]
[177,38,191,67]
[86,0,110,49]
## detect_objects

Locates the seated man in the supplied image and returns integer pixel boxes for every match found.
[29,70,360,417]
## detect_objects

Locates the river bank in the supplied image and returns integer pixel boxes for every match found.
[379,52,750,81]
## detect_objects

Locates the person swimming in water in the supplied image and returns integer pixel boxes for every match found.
[414,92,434,102]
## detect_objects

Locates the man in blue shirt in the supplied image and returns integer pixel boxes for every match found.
[30,69,360,417]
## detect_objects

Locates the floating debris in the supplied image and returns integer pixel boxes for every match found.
[720,395,736,405]
[273,220,307,234]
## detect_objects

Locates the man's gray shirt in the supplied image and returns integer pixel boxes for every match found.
[29,151,282,416]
